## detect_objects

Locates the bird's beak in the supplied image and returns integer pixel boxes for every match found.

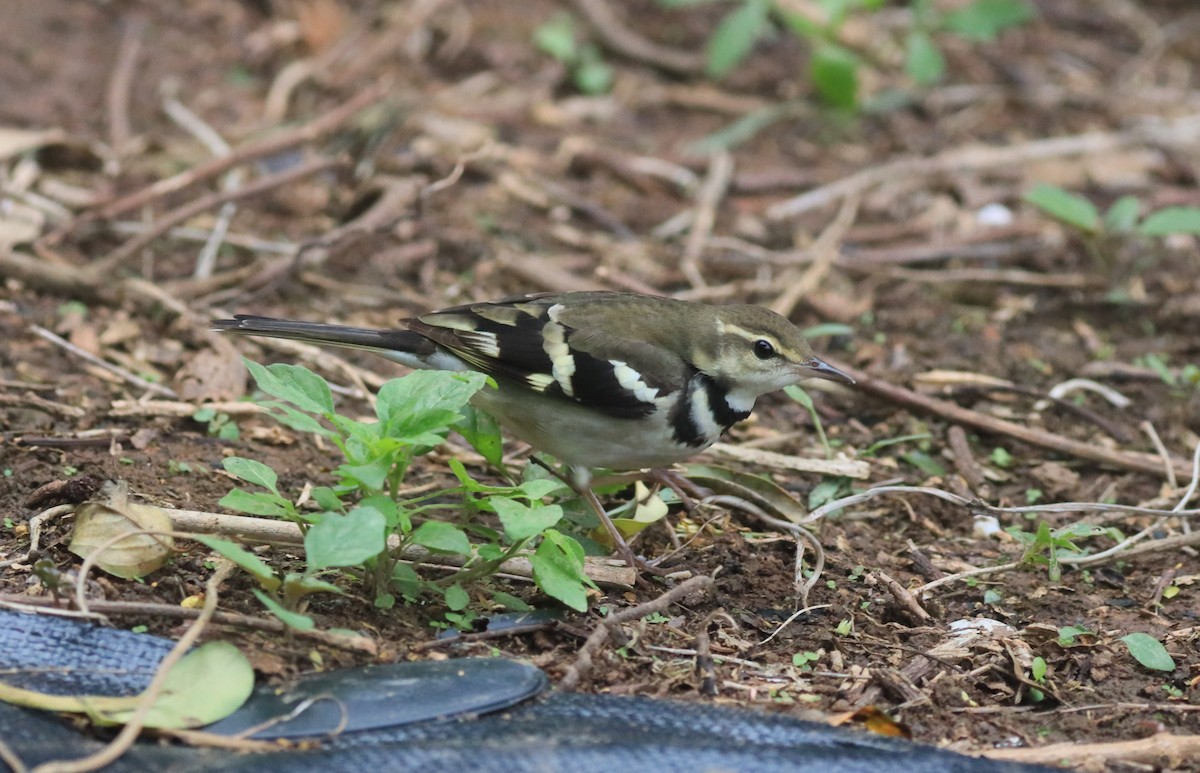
[800,357,855,385]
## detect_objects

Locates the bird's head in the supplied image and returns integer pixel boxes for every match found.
[697,305,854,405]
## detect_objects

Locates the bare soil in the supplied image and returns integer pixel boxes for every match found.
[2,1,1198,770]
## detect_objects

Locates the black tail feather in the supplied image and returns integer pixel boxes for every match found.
[212,315,434,356]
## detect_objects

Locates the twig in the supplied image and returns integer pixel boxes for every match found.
[868,266,1099,289]
[983,732,1200,767]
[1140,420,1177,490]
[85,82,387,222]
[702,494,825,603]
[29,325,176,398]
[704,442,869,478]
[34,562,233,773]
[161,96,243,280]
[766,113,1200,220]
[164,506,637,589]
[873,570,932,624]
[0,594,376,654]
[568,0,705,76]
[830,359,1192,481]
[89,155,344,276]
[770,193,860,318]
[0,393,86,420]
[681,150,733,288]
[559,574,713,690]
[106,17,145,160]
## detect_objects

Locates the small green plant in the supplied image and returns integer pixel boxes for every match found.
[208,361,594,630]
[1006,520,1123,582]
[688,0,1033,108]
[1025,183,1200,271]
[1135,353,1200,393]
[534,14,614,95]
[1056,625,1092,646]
[193,407,240,441]
[792,650,822,669]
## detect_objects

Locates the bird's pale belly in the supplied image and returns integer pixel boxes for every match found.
[471,388,715,472]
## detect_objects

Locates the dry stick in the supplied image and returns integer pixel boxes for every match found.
[829,359,1192,481]
[681,150,733,289]
[34,562,234,773]
[106,17,145,160]
[166,507,638,589]
[0,595,377,654]
[771,193,860,318]
[568,0,705,75]
[89,155,344,276]
[766,113,1200,221]
[560,574,714,690]
[983,732,1200,767]
[872,570,932,624]
[87,82,387,222]
[29,325,176,399]
[161,97,243,281]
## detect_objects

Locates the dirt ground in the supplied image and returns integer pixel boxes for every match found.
[2,1,1198,770]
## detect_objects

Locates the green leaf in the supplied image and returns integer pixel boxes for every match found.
[706,0,771,79]
[245,361,334,415]
[811,43,859,109]
[376,371,487,441]
[283,573,344,597]
[531,530,591,611]
[305,505,387,570]
[943,0,1035,41]
[1024,183,1099,232]
[807,478,845,510]
[533,15,577,63]
[253,589,315,630]
[262,402,334,437]
[194,535,280,592]
[492,497,564,542]
[221,457,278,493]
[444,583,470,611]
[905,30,945,85]
[1030,656,1047,683]
[1121,632,1176,672]
[493,591,533,611]
[337,458,393,492]
[310,486,344,512]
[900,449,946,477]
[1103,195,1141,233]
[1057,625,1091,646]
[453,405,505,469]
[411,520,472,555]
[1137,206,1200,236]
[218,488,288,517]
[102,642,254,729]
[573,46,614,95]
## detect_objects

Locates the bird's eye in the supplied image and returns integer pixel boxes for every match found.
[753,339,777,360]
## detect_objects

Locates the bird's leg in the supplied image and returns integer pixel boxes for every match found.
[531,458,666,577]
[575,485,669,578]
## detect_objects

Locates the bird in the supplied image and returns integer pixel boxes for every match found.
[213,291,853,572]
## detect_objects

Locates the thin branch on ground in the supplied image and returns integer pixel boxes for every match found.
[81,81,387,223]
[105,16,145,162]
[29,325,177,399]
[34,562,233,773]
[766,112,1200,220]
[829,358,1193,480]
[560,574,713,690]
[90,155,345,276]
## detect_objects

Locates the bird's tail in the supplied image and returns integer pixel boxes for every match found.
[213,315,436,368]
